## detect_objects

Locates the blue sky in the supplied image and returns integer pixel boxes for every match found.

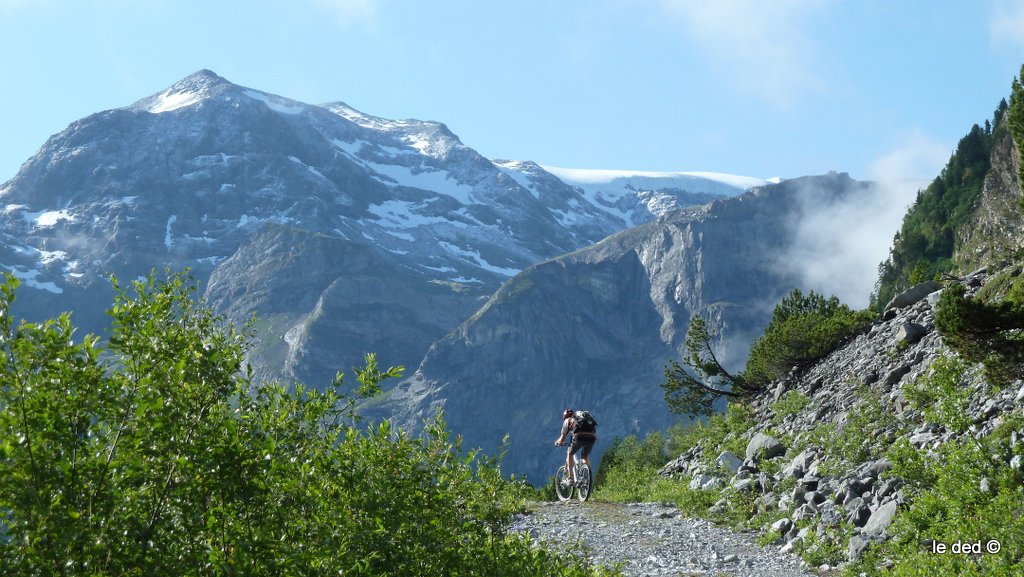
[1,0,1023,184]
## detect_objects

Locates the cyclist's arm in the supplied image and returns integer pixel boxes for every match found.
[554,419,571,445]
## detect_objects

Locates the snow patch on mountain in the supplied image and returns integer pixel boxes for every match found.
[492,160,541,199]
[3,265,62,293]
[368,200,452,228]
[542,166,766,190]
[331,138,476,202]
[21,209,75,228]
[149,90,203,113]
[540,165,765,226]
[243,90,305,115]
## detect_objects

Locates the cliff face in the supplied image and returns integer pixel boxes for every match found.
[204,225,490,386]
[384,173,879,483]
[956,125,1024,270]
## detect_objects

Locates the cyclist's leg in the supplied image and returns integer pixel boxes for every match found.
[569,442,577,483]
[567,439,583,482]
[580,439,595,469]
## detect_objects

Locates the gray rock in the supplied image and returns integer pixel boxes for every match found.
[909,432,938,447]
[716,451,743,473]
[848,535,872,561]
[746,432,785,462]
[884,281,943,311]
[847,502,871,527]
[689,474,722,491]
[784,449,815,479]
[770,517,793,535]
[895,322,927,346]
[818,502,841,527]
[883,364,914,387]
[862,500,898,536]
[876,478,902,500]
[731,478,755,492]
[792,503,818,521]
[1011,455,1023,471]
[861,459,893,478]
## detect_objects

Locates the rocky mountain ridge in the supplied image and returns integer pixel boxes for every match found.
[0,69,760,385]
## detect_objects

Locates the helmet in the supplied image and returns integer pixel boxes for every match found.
[562,409,574,419]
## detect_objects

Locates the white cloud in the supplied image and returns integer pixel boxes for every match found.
[313,0,379,27]
[775,131,949,308]
[654,0,831,106]
[867,128,951,182]
[780,177,921,309]
[991,0,1024,51]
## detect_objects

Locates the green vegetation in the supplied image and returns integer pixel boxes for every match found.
[662,289,873,416]
[873,119,995,308]
[596,404,756,523]
[852,355,1024,577]
[812,386,905,477]
[770,391,810,424]
[0,272,614,577]
[1009,65,1024,208]
[875,66,1024,310]
[934,279,1024,386]
[744,289,875,388]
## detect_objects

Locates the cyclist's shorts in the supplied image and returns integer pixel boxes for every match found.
[568,436,595,459]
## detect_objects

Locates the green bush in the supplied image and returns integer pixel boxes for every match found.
[0,272,614,577]
[770,390,811,424]
[744,289,874,388]
[934,283,1024,386]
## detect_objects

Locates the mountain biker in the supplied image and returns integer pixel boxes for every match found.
[554,408,597,487]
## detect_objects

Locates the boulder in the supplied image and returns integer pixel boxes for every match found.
[716,451,743,473]
[770,517,793,535]
[847,535,872,561]
[862,500,898,536]
[689,474,722,491]
[746,432,785,462]
[895,322,927,346]
[884,281,943,311]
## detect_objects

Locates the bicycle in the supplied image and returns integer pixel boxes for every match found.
[553,447,592,502]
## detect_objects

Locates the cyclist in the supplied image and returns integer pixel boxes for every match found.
[554,408,597,487]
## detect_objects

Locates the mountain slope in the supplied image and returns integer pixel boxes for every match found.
[0,69,760,383]
[385,173,879,483]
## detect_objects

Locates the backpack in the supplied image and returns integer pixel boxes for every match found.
[573,410,597,433]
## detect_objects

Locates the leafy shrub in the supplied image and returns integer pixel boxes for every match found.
[903,354,973,433]
[770,390,811,424]
[0,272,613,577]
[594,431,672,488]
[743,289,874,388]
[815,387,905,477]
[934,283,1024,386]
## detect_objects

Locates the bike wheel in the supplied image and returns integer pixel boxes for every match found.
[576,465,592,502]
[554,465,574,501]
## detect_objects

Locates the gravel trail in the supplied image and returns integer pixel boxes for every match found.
[511,501,821,577]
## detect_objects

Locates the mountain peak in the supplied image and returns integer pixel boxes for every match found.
[174,69,233,91]
[128,69,237,114]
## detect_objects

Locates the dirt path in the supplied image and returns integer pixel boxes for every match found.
[511,501,821,577]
